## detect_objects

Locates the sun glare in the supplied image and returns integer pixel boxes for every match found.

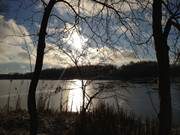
[68,80,83,112]
[66,31,88,50]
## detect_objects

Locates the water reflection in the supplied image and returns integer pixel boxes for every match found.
[0,79,180,125]
[68,80,83,112]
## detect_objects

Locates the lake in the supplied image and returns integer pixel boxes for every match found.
[0,79,180,126]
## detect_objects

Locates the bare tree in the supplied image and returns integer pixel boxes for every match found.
[26,0,180,135]
[56,29,105,113]
[152,0,180,135]
[28,0,56,135]
[89,1,180,135]
[27,0,84,134]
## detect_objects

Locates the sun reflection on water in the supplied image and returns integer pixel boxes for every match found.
[68,80,83,112]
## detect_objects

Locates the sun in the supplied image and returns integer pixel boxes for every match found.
[66,30,88,50]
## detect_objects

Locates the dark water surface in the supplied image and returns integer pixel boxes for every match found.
[0,79,180,126]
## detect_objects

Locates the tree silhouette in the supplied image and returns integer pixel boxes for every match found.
[91,1,180,135]
[26,0,180,135]
[27,0,85,134]
[152,0,180,135]
[28,0,56,135]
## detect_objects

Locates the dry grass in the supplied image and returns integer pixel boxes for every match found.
[0,85,179,135]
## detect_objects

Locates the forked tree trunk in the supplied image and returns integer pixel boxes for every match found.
[27,0,56,135]
[152,0,172,135]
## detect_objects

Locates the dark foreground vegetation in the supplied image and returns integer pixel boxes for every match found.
[1,103,180,135]
[1,61,180,80]
[1,93,180,135]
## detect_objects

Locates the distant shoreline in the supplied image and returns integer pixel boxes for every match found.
[1,61,180,82]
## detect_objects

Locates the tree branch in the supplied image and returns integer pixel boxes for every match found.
[171,20,180,31]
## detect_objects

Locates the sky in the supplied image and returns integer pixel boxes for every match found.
[1,0,177,74]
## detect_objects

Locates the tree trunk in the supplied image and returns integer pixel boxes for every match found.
[158,39,172,135]
[27,1,56,135]
[152,0,172,135]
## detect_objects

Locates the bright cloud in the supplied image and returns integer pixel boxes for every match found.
[0,0,143,73]
[0,16,34,63]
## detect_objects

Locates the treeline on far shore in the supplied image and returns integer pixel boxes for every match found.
[1,61,180,80]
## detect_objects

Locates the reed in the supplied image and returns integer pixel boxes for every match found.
[0,84,179,135]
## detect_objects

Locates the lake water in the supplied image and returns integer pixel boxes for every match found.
[0,79,180,126]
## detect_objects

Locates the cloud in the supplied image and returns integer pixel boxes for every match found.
[86,46,137,66]
[0,16,35,65]
[44,42,137,67]
[0,0,152,73]
[0,15,69,73]
[0,62,31,73]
